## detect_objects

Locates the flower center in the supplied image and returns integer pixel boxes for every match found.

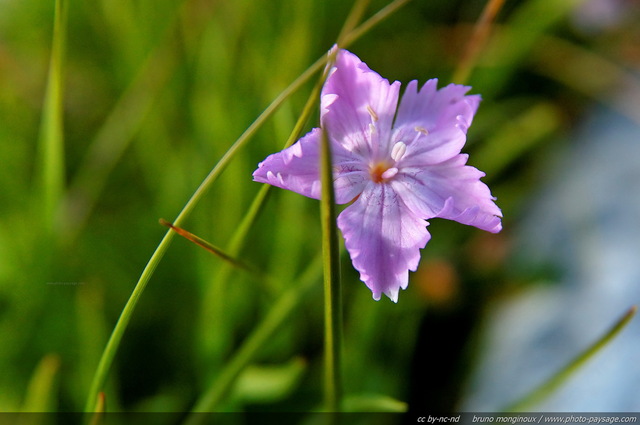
[368,141,406,183]
[369,161,398,183]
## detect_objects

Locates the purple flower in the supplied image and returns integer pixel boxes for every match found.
[253,49,502,302]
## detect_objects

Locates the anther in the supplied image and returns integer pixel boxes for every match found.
[391,141,407,162]
[415,126,429,135]
[367,105,379,122]
[381,167,398,180]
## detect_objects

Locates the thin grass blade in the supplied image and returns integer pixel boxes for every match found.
[159,219,256,274]
[337,0,372,45]
[480,0,589,93]
[84,0,414,412]
[21,354,61,413]
[320,125,343,413]
[452,0,506,84]
[36,0,67,234]
[194,0,410,414]
[87,393,106,425]
[340,0,413,47]
[505,306,637,412]
[184,256,322,422]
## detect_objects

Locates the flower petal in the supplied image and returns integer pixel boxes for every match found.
[337,183,431,302]
[392,154,502,233]
[252,128,368,204]
[393,79,481,165]
[322,50,401,161]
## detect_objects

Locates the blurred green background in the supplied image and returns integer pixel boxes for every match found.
[1,0,639,416]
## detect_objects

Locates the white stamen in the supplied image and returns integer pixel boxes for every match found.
[381,167,398,180]
[391,141,407,162]
[369,122,376,135]
[415,126,429,135]
[366,105,378,122]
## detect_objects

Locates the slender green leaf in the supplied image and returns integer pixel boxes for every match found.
[87,393,105,425]
[452,0,506,84]
[36,0,67,234]
[319,79,342,413]
[343,393,408,413]
[195,0,414,414]
[340,0,412,47]
[21,354,60,413]
[184,256,322,421]
[159,219,257,274]
[505,306,637,412]
[84,0,414,413]
[230,358,307,404]
[478,0,589,93]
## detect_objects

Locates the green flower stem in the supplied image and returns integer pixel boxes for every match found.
[317,46,342,413]
[190,26,340,417]
[183,256,322,423]
[84,0,414,414]
[195,0,406,413]
[505,305,637,412]
[193,0,415,413]
[37,0,67,234]
[320,124,343,412]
